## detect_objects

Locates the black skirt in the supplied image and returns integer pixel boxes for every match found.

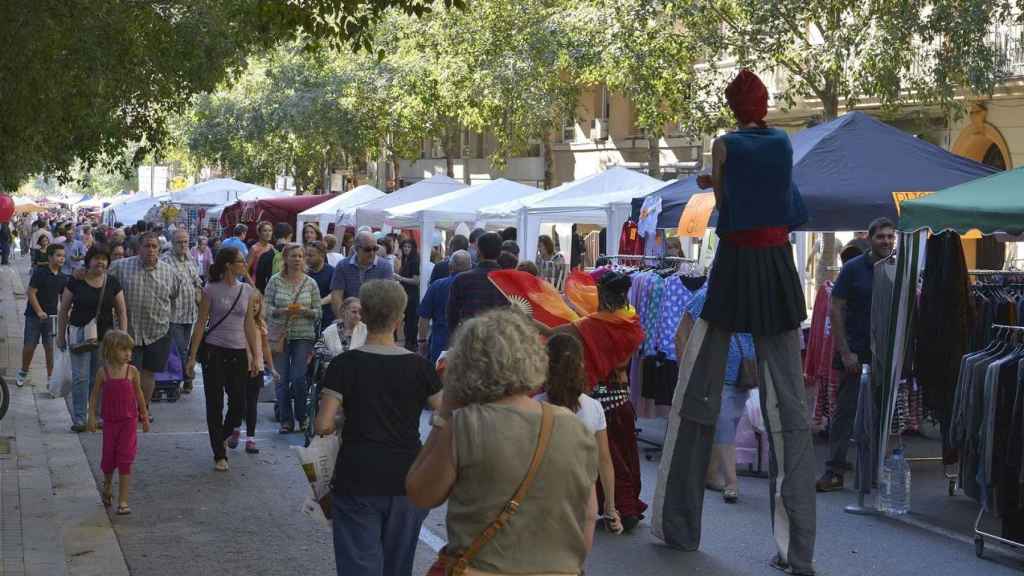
[700,240,806,336]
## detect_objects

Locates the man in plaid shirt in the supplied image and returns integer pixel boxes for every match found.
[110,231,181,408]
[162,229,202,393]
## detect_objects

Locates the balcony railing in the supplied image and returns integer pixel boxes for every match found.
[991,23,1024,78]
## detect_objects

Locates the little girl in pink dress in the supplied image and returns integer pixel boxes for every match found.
[87,330,149,515]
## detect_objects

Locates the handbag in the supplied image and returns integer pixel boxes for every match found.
[197,285,244,365]
[428,403,555,576]
[270,278,308,354]
[69,278,108,353]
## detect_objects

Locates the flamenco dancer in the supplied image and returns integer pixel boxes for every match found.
[651,69,817,575]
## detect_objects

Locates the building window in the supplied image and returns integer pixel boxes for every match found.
[562,117,576,143]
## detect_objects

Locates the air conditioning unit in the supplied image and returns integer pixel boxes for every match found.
[590,118,609,141]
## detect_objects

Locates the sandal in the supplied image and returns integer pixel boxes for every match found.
[770,555,816,576]
[723,488,738,504]
[116,504,132,516]
[101,482,113,507]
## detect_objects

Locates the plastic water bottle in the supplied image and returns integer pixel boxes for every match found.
[878,448,911,516]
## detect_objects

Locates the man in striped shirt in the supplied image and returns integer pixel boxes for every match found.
[110,232,181,407]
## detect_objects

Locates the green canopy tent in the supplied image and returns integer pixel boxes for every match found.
[899,166,1024,235]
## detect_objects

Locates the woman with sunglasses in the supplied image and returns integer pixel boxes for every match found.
[185,247,260,472]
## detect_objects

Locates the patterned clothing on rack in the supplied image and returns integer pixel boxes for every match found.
[804,283,840,430]
[657,276,693,362]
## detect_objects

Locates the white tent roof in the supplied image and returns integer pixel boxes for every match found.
[297,185,386,230]
[337,174,466,229]
[526,167,664,216]
[171,178,274,206]
[385,178,543,228]
[103,194,168,226]
[203,187,292,221]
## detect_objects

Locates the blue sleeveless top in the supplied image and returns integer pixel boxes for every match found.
[716,128,808,235]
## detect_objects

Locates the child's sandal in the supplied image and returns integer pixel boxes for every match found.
[101,483,112,507]
[116,504,131,515]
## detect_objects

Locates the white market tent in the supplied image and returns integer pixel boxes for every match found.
[205,187,292,221]
[103,194,169,226]
[171,178,274,206]
[336,174,466,229]
[297,185,386,231]
[485,167,666,260]
[384,178,544,298]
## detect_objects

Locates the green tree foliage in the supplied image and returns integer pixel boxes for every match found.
[675,0,1016,121]
[0,0,465,191]
[184,46,379,194]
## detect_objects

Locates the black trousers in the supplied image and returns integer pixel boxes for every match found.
[403,288,419,351]
[245,373,262,437]
[202,345,247,461]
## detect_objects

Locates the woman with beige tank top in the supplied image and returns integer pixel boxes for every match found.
[407,309,599,576]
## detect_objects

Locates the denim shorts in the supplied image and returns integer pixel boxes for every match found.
[23,315,54,347]
[714,384,751,445]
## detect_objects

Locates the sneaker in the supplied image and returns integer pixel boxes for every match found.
[815,471,844,493]
[70,424,86,433]
[15,370,28,388]
[227,429,240,449]
[245,439,259,454]
[214,459,229,472]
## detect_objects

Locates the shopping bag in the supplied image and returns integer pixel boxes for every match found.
[295,434,340,526]
[48,347,73,398]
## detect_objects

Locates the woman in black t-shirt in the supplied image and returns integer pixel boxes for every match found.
[57,246,127,431]
[315,279,441,576]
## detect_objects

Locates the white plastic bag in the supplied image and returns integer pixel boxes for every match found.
[295,434,340,526]
[48,347,73,398]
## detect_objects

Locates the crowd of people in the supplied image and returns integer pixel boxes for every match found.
[0,68,861,576]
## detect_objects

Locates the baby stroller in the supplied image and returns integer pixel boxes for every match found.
[153,344,184,402]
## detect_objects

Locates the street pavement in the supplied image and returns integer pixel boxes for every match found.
[3,252,1024,575]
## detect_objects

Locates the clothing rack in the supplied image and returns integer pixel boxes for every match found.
[966,324,1024,559]
[602,254,697,263]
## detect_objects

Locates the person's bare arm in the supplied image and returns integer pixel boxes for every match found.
[114,291,128,331]
[830,296,859,375]
[185,293,212,378]
[417,318,431,356]
[244,295,261,374]
[583,485,599,553]
[132,367,150,432]
[710,137,727,207]
[331,289,345,321]
[406,421,457,509]
[27,286,46,319]
[316,393,340,435]
[57,288,73,349]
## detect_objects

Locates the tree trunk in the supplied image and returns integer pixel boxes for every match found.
[647,133,661,179]
[321,151,331,195]
[814,93,841,287]
[542,132,555,189]
[441,125,459,181]
[391,151,401,192]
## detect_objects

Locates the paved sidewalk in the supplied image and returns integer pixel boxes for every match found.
[0,257,130,576]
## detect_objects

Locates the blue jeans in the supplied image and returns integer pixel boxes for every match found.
[70,348,100,426]
[275,339,314,426]
[332,493,427,576]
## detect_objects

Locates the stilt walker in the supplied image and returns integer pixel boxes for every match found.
[651,69,817,575]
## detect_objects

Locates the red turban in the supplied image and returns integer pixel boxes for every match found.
[725,69,768,127]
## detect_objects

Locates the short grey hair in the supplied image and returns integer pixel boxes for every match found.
[444,309,547,405]
[355,231,376,248]
[450,250,471,274]
[359,280,407,333]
